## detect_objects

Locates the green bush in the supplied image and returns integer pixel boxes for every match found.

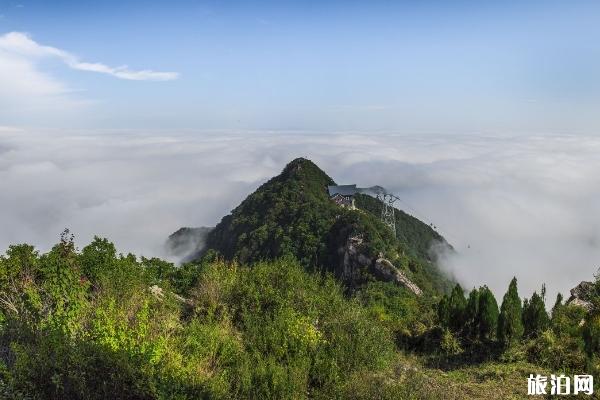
[0,236,397,399]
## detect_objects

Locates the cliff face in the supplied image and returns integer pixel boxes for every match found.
[335,234,423,295]
[336,234,371,285]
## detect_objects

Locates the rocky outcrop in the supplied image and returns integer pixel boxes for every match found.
[149,285,192,305]
[338,235,369,282]
[566,281,594,310]
[373,257,423,296]
[149,284,165,299]
[337,234,422,296]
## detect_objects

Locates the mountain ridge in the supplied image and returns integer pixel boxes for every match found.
[171,157,453,295]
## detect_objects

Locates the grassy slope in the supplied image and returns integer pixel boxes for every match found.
[389,356,543,400]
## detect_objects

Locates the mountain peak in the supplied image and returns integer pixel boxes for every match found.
[283,157,314,170]
[198,157,452,294]
[278,157,335,187]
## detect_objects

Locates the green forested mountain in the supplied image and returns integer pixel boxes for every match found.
[353,193,446,262]
[205,157,339,267]
[204,157,452,295]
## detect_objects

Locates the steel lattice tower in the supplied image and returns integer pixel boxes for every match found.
[376,193,397,237]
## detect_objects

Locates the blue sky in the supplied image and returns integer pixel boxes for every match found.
[1,0,599,133]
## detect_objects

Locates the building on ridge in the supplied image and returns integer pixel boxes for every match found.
[327,184,358,209]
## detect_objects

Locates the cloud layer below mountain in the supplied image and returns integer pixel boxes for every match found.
[1,129,599,301]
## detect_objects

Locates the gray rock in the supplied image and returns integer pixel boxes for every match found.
[337,234,422,295]
[566,281,594,310]
[373,258,423,296]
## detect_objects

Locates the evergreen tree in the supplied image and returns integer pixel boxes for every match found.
[583,278,600,360]
[497,277,524,346]
[551,292,564,322]
[522,290,549,338]
[583,315,600,359]
[437,294,450,328]
[522,298,530,325]
[448,284,467,332]
[465,288,480,339]
[477,286,499,340]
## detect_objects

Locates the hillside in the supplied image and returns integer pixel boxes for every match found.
[353,193,447,262]
[3,160,600,399]
[205,157,337,267]
[201,157,452,295]
[6,235,589,399]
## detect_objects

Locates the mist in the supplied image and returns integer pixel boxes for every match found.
[1,128,599,302]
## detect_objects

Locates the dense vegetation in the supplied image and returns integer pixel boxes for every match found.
[205,158,452,295]
[205,158,338,268]
[3,233,600,399]
[436,278,600,380]
[353,193,445,262]
[2,158,599,398]
[0,233,399,399]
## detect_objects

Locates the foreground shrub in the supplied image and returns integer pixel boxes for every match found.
[0,237,395,399]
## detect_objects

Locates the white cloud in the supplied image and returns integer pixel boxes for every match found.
[0,130,598,303]
[0,32,179,81]
[0,43,81,120]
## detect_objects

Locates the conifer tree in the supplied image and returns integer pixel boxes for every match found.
[437,294,450,328]
[448,284,467,332]
[522,290,549,338]
[497,277,524,346]
[477,285,499,340]
[583,278,600,359]
[583,314,600,358]
[551,292,564,322]
[465,288,480,339]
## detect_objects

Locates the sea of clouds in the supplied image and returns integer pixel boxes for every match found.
[1,128,599,302]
